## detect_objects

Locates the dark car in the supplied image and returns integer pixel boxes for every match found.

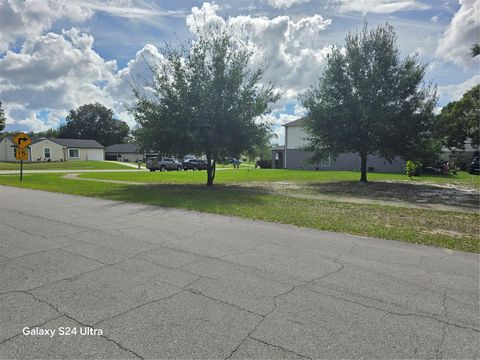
[182,159,208,170]
[146,157,183,172]
[468,157,480,175]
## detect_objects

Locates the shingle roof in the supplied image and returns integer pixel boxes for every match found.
[282,117,307,127]
[106,144,141,153]
[50,138,105,148]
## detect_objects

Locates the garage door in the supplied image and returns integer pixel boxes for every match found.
[87,149,104,161]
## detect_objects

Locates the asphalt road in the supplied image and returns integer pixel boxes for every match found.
[0,186,478,359]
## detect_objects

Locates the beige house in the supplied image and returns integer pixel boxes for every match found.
[0,137,105,162]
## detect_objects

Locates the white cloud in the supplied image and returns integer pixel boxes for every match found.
[0,0,92,53]
[107,44,166,127]
[335,0,429,14]
[263,0,310,9]
[436,0,480,67]
[0,28,117,127]
[187,3,332,105]
[437,74,480,104]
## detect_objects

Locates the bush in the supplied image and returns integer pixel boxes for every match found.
[405,160,422,178]
[256,159,272,169]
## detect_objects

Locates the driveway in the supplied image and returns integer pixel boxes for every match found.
[0,186,478,359]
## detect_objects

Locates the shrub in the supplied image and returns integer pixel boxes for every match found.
[405,160,422,178]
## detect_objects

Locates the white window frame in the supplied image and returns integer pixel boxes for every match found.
[320,155,331,167]
[44,147,51,159]
[68,148,80,159]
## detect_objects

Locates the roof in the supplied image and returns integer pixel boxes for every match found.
[51,138,105,148]
[3,137,104,148]
[271,145,285,151]
[106,143,141,153]
[282,117,307,127]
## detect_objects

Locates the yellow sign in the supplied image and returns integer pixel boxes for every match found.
[15,148,28,161]
[13,132,31,149]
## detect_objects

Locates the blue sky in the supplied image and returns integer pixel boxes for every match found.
[0,0,478,144]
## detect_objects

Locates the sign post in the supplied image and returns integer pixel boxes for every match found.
[13,132,31,182]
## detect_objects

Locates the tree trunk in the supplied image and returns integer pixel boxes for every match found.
[360,152,368,183]
[206,152,215,186]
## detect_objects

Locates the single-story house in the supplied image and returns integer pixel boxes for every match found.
[0,137,105,162]
[272,117,405,173]
[105,143,144,162]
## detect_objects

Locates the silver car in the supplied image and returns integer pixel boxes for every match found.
[146,157,183,172]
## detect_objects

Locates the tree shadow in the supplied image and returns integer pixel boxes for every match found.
[303,181,479,209]
[101,183,271,212]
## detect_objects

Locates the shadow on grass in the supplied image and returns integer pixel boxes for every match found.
[100,183,272,211]
[303,181,480,209]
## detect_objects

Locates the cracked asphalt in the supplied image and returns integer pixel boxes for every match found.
[0,186,478,359]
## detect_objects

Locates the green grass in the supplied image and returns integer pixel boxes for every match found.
[0,161,134,170]
[79,168,480,189]
[0,172,478,253]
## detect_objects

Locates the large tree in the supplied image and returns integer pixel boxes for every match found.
[131,27,280,185]
[435,85,479,150]
[59,103,129,147]
[0,101,6,132]
[302,23,436,182]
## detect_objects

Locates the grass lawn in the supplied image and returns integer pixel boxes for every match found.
[0,171,478,253]
[0,161,133,170]
[78,168,480,189]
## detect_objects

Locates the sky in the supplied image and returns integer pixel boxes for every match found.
[0,0,479,145]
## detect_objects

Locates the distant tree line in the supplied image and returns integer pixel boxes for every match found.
[0,102,131,147]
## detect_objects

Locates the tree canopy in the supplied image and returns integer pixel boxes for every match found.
[471,43,480,57]
[435,85,479,150]
[131,27,280,185]
[0,102,6,132]
[301,23,436,182]
[59,103,130,147]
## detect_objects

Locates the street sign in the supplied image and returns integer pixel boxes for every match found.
[15,148,28,161]
[13,132,31,149]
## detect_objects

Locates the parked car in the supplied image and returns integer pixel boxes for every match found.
[182,159,208,170]
[146,157,183,171]
[468,157,480,175]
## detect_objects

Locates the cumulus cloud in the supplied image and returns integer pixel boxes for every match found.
[107,44,166,127]
[0,0,92,53]
[0,28,117,127]
[436,0,480,67]
[437,74,480,104]
[187,2,332,104]
[334,0,429,14]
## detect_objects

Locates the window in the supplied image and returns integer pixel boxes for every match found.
[44,148,51,159]
[320,155,330,167]
[69,149,79,158]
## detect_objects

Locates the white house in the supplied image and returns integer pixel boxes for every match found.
[0,137,105,162]
[272,117,405,173]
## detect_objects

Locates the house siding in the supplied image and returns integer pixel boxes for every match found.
[284,149,405,172]
[30,139,64,162]
[0,138,16,161]
[283,123,405,173]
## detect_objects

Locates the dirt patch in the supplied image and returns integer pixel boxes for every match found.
[233,180,479,213]
[304,181,480,210]
[422,229,469,238]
